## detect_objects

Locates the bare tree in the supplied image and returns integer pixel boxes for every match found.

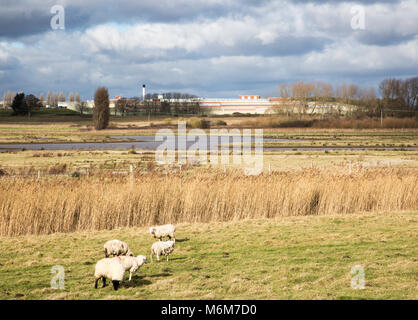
[279,83,289,98]
[75,101,88,115]
[3,91,13,107]
[403,77,418,109]
[75,92,81,103]
[347,84,359,100]
[115,98,128,116]
[68,92,74,102]
[58,92,66,102]
[51,93,58,106]
[46,91,51,106]
[336,83,349,102]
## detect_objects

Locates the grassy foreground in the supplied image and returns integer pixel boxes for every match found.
[0,211,416,300]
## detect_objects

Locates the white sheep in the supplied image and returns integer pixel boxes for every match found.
[103,239,133,257]
[94,258,125,290]
[150,240,175,262]
[115,255,148,281]
[149,224,176,241]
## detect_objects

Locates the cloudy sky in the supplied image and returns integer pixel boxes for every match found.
[0,0,417,99]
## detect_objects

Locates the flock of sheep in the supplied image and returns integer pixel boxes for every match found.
[94,224,176,291]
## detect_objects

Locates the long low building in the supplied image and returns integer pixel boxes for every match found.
[199,95,275,114]
[58,95,358,115]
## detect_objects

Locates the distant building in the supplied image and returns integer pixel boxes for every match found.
[199,95,272,114]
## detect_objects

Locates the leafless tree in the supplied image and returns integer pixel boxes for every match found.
[75,101,88,115]
[348,84,359,100]
[51,93,58,106]
[279,83,289,98]
[58,92,66,102]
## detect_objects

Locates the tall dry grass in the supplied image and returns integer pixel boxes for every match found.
[0,168,417,236]
[238,116,418,129]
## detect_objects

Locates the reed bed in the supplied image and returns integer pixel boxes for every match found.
[238,116,418,129]
[0,168,417,236]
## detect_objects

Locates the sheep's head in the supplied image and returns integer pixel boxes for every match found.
[136,255,148,265]
[149,227,155,235]
[126,250,134,257]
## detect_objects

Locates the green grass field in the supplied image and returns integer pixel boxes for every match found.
[0,211,416,300]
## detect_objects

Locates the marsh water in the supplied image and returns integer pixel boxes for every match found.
[0,135,416,152]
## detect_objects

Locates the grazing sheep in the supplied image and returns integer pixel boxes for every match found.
[94,258,125,290]
[116,255,148,281]
[150,240,175,262]
[103,239,133,257]
[149,224,176,241]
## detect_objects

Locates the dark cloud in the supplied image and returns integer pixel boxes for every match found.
[0,9,51,38]
[0,0,272,38]
[356,32,416,46]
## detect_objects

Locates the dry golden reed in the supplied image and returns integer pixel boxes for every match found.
[0,168,417,236]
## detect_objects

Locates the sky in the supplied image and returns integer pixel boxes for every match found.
[0,0,417,99]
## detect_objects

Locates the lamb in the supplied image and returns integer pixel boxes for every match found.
[103,239,133,257]
[149,224,176,241]
[115,255,148,281]
[94,258,125,290]
[150,240,175,262]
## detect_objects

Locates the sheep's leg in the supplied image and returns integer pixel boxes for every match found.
[157,253,160,262]
[129,272,132,281]
[104,249,108,258]
[102,278,107,288]
[166,255,169,262]
[112,280,120,291]
[94,277,99,289]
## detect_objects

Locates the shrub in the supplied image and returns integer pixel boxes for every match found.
[48,164,67,175]
[71,171,81,178]
[212,120,227,126]
[186,117,211,129]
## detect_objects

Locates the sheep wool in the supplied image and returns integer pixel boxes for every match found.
[117,255,148,281]
[149,224,176,241]
[151,240,175,262]
[94,258,126,290]
[103,239,133,257]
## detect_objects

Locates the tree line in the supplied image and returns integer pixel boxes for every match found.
[2,91,81,107]
[277,77,417,117]
[116,91,200,116]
